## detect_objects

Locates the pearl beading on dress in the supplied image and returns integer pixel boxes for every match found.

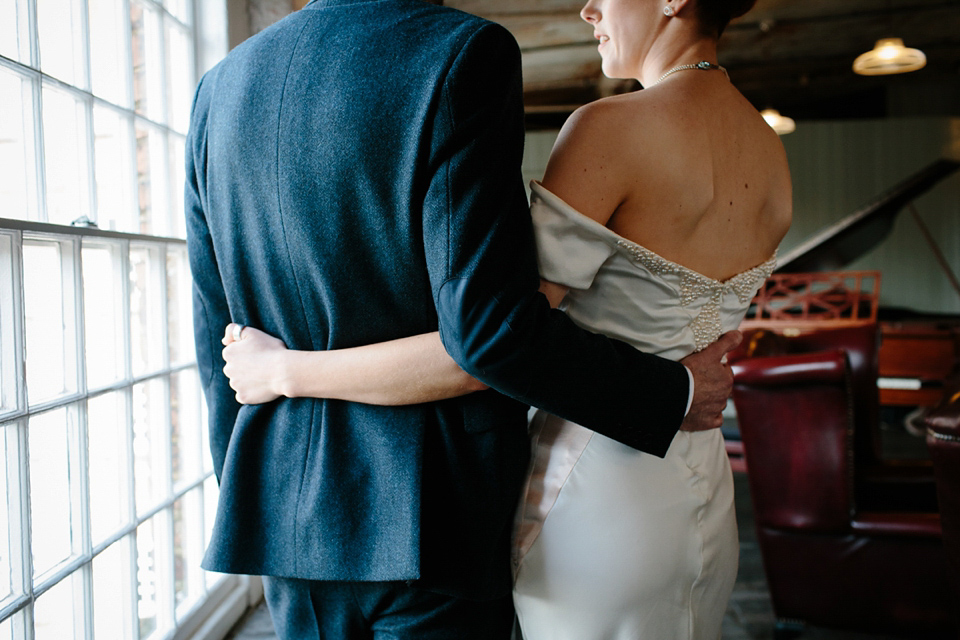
[615,239,776,351]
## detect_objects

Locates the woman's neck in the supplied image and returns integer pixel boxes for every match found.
[639,37,719,88]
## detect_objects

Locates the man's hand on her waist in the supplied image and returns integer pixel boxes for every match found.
[678,330,742,432]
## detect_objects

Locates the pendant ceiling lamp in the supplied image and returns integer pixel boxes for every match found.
[760,109,796,135]
[853,37,926,75]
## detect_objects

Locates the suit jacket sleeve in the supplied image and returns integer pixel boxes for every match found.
[424,24,690,457]
[184,72,240,481]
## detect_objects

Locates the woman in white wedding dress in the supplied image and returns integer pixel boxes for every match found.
[219,0,791,637]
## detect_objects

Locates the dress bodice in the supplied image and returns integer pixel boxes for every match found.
[530,181,776,361]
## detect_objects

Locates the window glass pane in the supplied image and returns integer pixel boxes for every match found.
[23,240,78,405]
[173,490,203,616]
[41,86,92,226]
[89,0,131,106]
[93,107,137,233]
[166,246,192,365]
[0,0,28,62]
[166,22,193,134]
[202,475,220,589]
[131,2,165,123]
[37,0,87,87]
[88,391,131,545]
[0,611,26,640]
[167,135,186,239]
[134,124,169,236]
[82,241,126,388]
[0,67,37,222]
[93,537,135,640]
[133,378,168,514]
[200,392,211,475]
[0,423,25,606]
[130,244,165,376]
[28,408,79,577]
[136,513,170,638]
[170,368,200,488]
[0,234,18,414]
[0,426,12,603]
[34,572,84,640]
[166,0,191,25]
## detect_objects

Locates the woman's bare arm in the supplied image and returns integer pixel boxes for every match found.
[539,279,568,308]
[222,326,487,406]
[222,277,568,407]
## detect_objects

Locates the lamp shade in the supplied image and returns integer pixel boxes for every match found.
[853,38,926,75]
[760,109,796,135]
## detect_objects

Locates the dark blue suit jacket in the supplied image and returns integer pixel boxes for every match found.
[186,0,689,599]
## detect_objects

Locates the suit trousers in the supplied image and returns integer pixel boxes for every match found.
[262,576,515,639]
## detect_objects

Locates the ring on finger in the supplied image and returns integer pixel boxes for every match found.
[232,324,245,342]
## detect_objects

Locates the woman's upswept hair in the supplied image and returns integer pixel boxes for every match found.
[694,0,757,37]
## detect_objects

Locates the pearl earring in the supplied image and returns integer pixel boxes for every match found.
[663,5,675,16]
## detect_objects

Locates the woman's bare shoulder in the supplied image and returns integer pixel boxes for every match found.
[540,97,652,225]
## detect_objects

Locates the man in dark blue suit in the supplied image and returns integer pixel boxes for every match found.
[185,0,737,637]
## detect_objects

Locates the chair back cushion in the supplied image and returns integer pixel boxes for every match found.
[733,349,853,532]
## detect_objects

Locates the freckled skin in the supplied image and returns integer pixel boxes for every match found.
[539,0,792,281]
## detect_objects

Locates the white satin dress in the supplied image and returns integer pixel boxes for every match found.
[512,182,776,640]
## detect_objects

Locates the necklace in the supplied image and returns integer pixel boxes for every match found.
[653,60,727,86]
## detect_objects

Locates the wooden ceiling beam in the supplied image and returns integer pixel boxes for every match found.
[721,4,960,67]
[446,0,583,16]
[493,13,591,51]
[733,0,957,27]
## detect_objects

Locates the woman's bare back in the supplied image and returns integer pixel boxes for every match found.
[541,72,792,282]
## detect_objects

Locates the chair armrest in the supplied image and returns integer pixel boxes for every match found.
[732,349,848,387]
[851,512,942,538]
[925,374,960,434]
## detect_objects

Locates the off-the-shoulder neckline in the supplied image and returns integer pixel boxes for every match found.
[530,180,777,287]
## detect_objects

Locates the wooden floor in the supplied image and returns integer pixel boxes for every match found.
[225,474,904,640]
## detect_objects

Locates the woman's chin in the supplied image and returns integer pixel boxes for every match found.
[600,64,631,81]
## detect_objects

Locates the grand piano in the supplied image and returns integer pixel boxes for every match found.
[743,157,960,421]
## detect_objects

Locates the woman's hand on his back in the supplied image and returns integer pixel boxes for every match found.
[222,324,290,404]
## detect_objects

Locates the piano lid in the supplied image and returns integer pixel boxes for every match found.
[776,158,960,274]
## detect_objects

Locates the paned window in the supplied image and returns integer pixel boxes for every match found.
[0,0,246,637]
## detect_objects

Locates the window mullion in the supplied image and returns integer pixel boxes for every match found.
[74,232,95,639]
[121,239,133,384]
[57,237,81,398]
[72,236,87,399]
[12,231,26,416]
[83,96,98,227]
[119,237,139,640]
[158,244,177,632]
[30,75,46,226]
[76,402,96,640]
[15,419,34,626]
[78,0,93,92]
[24,0,39,69]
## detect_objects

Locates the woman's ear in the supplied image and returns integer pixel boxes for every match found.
[669,0,692,16]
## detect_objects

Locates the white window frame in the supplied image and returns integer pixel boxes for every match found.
[0,0,261,638]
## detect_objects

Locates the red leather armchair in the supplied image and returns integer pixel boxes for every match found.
[731,324,957,638]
